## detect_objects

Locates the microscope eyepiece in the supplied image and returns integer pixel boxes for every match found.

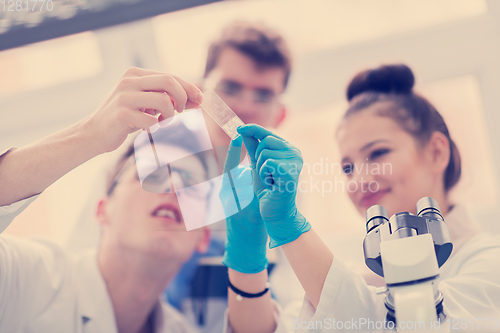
[366,205,389,233]
[416,197,444,220]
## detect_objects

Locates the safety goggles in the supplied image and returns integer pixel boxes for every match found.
[108,155,213,200]
[214,80,281,106]
[140,162,213,200]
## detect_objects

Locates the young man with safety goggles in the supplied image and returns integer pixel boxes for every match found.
[0,68,238,333]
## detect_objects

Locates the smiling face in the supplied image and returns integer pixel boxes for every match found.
[337,102,448,218]
[97,145,210,263]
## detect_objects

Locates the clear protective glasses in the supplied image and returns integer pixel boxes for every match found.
[138,159,213,200]
[107,156,212,201]
[214,80,279,105]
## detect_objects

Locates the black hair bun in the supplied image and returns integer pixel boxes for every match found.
[346,64,415,101]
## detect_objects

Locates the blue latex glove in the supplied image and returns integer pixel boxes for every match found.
[237,124,311,248]
[220,135,269,274]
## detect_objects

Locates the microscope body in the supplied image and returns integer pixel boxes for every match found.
[363,197,453,331]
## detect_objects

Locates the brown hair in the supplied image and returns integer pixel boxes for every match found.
[344,64,461,192]
[204,21,292,88]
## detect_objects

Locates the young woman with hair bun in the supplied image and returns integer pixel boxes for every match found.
[224,64,500,332]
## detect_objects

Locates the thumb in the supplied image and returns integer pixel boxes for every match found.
[223,135,243,174]
[241,135,259,168]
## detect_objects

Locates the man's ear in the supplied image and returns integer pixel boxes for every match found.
[428,131,450,174]
[96,197,110,226]
[272,104,287,128]
[195,227,211,254]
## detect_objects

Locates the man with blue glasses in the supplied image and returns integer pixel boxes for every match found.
[163,21,299,333]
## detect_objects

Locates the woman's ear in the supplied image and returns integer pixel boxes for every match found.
[428,131,451,174]
[96,197,110,226]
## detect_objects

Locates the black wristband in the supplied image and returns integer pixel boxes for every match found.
[228,279,270,301]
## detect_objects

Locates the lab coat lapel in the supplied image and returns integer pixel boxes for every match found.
[445,204,481,255]
[75,249,118,333]
[151,298,200,333]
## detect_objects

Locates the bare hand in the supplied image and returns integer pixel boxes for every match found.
[87,67,203,153]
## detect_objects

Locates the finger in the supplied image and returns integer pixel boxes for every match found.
[220,172,233,194]
[232,166,253,186]
[157,113,174,127]
[223,135,243,174]
[241,134,259,168]
[172,75,204,109]
[232,167,255,209]
[129,92,175,119]
[255,136,290,161]
[126,110,159,131]
[142,108,157,117]
[258,159,278,189]
[256,149,290,181]
[119,69,203,110]
[159,75,188,112]
[154,93,175,122]
[251,166,267,199]
[125,76,187,112]
[237,124,285,142]
[121,67,164,78]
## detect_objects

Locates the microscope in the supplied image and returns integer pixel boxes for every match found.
[363,197,453,331]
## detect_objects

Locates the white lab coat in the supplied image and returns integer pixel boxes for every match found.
[0,195,202,333]
[270,205,500,332]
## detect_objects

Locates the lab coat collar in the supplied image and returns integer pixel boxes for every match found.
[74,249,118,333]
[149,297,200,333]
[445,204,482,255]
[74,250,195,333]
[150,299,168,331]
